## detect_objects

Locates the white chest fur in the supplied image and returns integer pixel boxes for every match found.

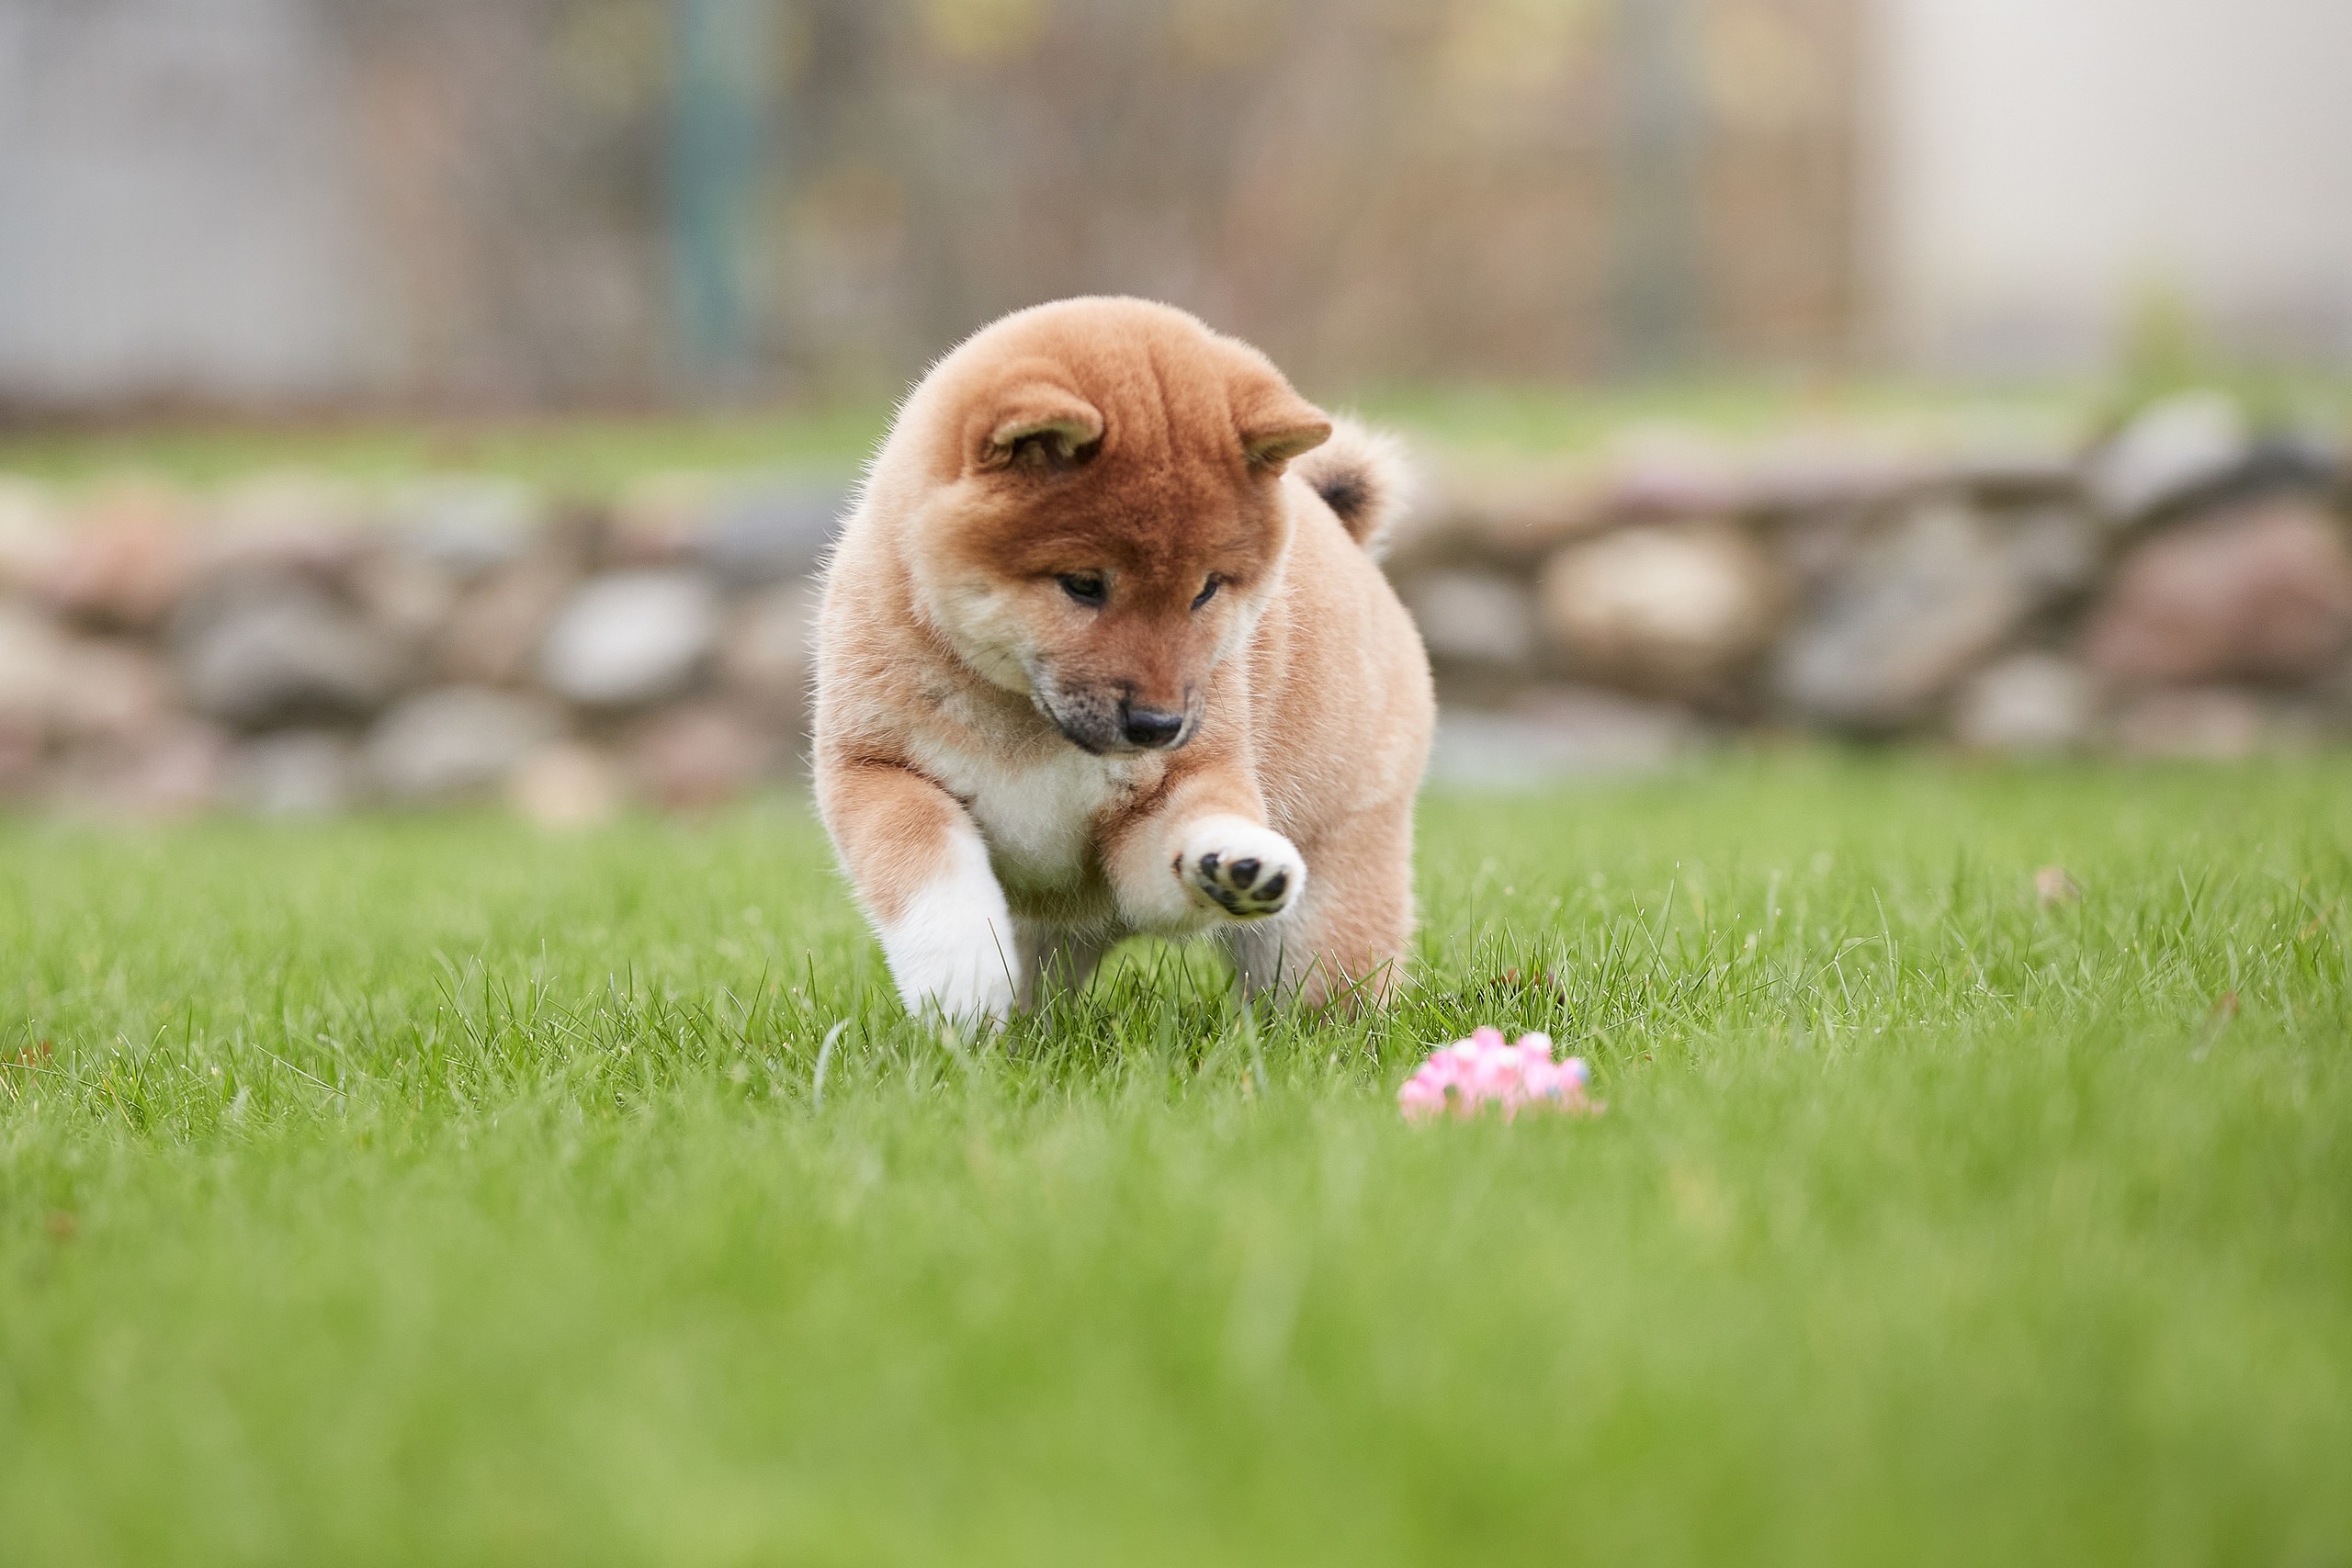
[910,735,1146,894]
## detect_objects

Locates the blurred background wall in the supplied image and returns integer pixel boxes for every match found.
[4,0,1855,409]
[1870,0,2352,375]
[0,0,2345,414]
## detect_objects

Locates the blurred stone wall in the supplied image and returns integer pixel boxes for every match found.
[1401,390,2352,778]
[0,468,839,818]
[1,389,2348,817]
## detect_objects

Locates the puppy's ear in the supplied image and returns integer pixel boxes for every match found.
[1234,381,1332,471]
[969,378,1105,474]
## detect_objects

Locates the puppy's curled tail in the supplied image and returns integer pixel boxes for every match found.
[1293,417,1411,558]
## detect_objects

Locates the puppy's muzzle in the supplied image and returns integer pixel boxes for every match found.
[1033,674,1196,755]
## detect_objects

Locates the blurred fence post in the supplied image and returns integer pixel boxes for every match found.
[1610,0,1702,374]
[667,0,775,392]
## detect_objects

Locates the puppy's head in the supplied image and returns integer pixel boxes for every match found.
[898,299,1329,755]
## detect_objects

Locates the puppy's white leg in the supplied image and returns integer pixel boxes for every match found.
[815,753,1023,1024]
[877,827,1020,1025]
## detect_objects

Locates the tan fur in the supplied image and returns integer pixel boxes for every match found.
[1291,417,1412,557]
[812,297,1434,1018]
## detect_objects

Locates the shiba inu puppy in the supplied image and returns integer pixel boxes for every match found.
[812,297,1433,1022]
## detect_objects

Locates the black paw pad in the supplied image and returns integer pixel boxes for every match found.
[1228,858,1261,889]
[1257,871,1286,901]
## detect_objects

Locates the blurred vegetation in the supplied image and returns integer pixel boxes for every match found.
[8,370,2352,497]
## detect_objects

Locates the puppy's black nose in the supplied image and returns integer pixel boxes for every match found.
[1121,705,1185,750]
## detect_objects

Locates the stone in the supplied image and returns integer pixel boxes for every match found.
[0,600,65,731]
[1951,654,2098,753]
[350,547,460,647]
[1745,433,1925,515]
[50,638,172,750]
[2109,687,2270,760]
[183,479,368,611]
[0,479,66,590]
[0,716,40,797]
[1949,430,2086,506]
[1401,465,1603,565]
[173,579,405,728]
[1427,687,1697,786]
[0,614,164,755]
[202,473,370,581]
[188,526,370,592]
[625,702,774,809]
[227,729,360,816]
[211,471,369,537]
[717,582,817,721]
[2084,390,2250,523]
[610,472,722,566]
[2083,496,2352,686]
[510,742,623,828]
[2323,657,2352,728]
[365,686,562,802]
[1774,501,2063,731]
[389,476,543,579]
[1537,522,1780,698]
[538,570,719,708]
[1401,570,1541,668]
[437,557,577,686]
[698,483,848,586]
[1774,507,1876,600]
[2001,503,2103,598]
[41,481,196,631]
[1598,426,1746,522]
[2223,436,2343,506]
[74,720,228,818]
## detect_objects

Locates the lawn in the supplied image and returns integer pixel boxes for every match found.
[2,758,2348,1566]
[0,378,2117,493]
[7,370,2350,494]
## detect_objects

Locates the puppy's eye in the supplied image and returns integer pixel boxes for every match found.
[1058,573,1107,607]
[1192,577,1220,611]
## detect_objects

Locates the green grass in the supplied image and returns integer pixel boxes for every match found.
[12,374,2352,498]
[0,378,2186,494]
[10,352,2352,494]
[3,758,2348,1566]
[0,406,891,496]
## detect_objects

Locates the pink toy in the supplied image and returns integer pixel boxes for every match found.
[1396,1028,1600,1122]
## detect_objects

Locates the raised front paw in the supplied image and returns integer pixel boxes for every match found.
[1176,816,1306,920]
